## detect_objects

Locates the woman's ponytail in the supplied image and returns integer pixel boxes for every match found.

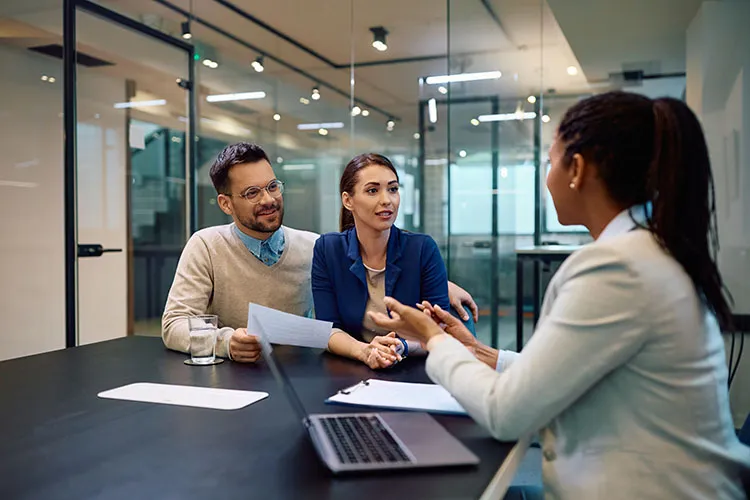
[649,98,733,330]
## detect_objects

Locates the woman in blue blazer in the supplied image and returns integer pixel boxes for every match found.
[312,153,450,369]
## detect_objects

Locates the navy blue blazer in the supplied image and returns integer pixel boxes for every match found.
[311,225,450,339]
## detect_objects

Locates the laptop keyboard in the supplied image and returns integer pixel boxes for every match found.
[319,415,413,465]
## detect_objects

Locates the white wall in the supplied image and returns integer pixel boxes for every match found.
[0,45,66,360]
[687,0,750,426]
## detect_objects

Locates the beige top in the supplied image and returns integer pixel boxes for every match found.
[360,264,389,342]
[161,224,319,357]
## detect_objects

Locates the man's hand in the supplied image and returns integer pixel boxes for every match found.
[229,328,262,363]
[447,281,479,322]
[359,333,401,369]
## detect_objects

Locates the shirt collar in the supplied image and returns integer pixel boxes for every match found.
[233,224,285,258]
[598,203,650,242]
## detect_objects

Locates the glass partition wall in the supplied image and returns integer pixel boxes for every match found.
[12,0,696,353]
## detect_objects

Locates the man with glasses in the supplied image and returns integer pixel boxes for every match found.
[162,142,477,363]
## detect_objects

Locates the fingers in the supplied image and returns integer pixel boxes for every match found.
[368,311,401,331]
[432,304,461,327]
[371,335,401,348]
[467,299,480,323]
[232,330,260,345]
[232,350,261,363]
[382,296,407,314]
[364,346,396,369]
[450,296,470,321]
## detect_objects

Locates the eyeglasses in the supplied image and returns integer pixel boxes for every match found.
[231,179,285,204]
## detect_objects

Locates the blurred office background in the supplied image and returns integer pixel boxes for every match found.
[0,0,748,423]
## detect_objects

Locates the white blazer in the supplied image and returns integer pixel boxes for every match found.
[426,208,750,499]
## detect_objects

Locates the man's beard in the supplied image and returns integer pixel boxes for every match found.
[237,202,284,234]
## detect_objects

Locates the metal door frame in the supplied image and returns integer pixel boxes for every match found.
[63,0,197,347]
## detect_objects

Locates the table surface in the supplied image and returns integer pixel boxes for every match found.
[0,337,512,500]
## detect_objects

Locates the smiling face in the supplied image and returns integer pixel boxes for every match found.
[216,159,284,239]
[342,164,400,233]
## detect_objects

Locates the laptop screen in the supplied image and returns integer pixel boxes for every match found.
[255,321,311,427]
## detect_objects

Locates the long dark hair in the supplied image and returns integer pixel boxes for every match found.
[557,91,733,330]
[339,153,399,231]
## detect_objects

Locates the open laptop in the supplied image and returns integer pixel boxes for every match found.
[256,323,480,473]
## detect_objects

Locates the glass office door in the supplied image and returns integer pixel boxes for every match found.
[72,3,194,345]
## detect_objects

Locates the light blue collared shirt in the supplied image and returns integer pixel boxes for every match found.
[233,225,285,267]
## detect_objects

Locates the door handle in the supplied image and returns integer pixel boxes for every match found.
[77,244,123,258]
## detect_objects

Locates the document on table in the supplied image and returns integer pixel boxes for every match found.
[326,379,468,416]
[248,303,332,349]
[98,383,268,410]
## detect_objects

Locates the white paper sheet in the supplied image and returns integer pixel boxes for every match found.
[326,379,468,416]
[248,303,332,349]
[97,383,268,410]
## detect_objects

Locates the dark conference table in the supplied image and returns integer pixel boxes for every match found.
[0,337,513,500]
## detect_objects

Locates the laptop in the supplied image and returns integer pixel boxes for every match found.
[257,323,480,473]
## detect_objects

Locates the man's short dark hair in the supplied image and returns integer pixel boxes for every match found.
[209,142,270,194]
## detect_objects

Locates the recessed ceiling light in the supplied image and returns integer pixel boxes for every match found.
[413,132,420,140]
[527,95,536,104]
[542,114,551,123]
[318,128,329,136]
[458,150,467,158]
[252,55,265,73]
[470,118,480,126]
[299,97,310,105]
[438,86,448,94]
[361,109,370,117]
[567,66,578,76]
[273,113,281,121]
[276,156,283,163]
[311,86,320,100]
[351,106,362,116]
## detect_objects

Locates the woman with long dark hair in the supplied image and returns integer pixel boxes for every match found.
[370,92,750,498]
[311,153,451,369]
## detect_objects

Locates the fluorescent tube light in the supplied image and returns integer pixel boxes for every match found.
[206,92,266,102]
[424,71,502,85]
[113,99,167,109]
[477,112,537,122]
[428,98,437,124]
[297,122,345,130]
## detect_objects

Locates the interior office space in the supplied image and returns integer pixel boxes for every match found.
[0,0,748,423]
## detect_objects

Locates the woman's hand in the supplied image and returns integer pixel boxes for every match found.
[368,297,445,345]
[417,301,478,349]
[359,332,401,369]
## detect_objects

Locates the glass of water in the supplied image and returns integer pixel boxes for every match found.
[188,315,218,365]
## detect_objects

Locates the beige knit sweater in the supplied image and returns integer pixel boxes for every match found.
[161,224,318,357]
